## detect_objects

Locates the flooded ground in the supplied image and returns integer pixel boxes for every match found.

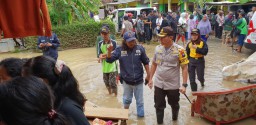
[0,38,255,125]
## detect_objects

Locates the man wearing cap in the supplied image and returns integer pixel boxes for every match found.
[186,29,208,91]
[106,31,150,117]
[97,26,118,96]
[148,26,189,124]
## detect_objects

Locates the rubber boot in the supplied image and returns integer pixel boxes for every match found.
[172,108,179,121]
[190,82,197,91]
[156,109,164,124]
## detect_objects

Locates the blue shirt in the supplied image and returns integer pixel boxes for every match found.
[38,33,60,60]
[106,45,149,85]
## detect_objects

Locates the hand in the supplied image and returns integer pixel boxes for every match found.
[99,54,107,59]
[205,34,209,38]
[39,43,45,48]
[107,44,113,52]
[148,80,153,89]
[46,42,52,47]
[179,86,186,94]
[192,44,197,49]
[97,58,101,63]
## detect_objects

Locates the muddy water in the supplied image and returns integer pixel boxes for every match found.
[0,38,255,125]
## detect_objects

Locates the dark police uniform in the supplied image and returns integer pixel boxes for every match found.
[38,33,60,60]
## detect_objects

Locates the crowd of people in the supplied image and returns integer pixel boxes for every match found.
[120,6,255,53]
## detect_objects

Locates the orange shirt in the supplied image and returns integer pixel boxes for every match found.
[0,0,52,38]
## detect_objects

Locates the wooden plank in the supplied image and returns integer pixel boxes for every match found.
[85,107,129,120]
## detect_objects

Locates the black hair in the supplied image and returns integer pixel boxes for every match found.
[189,14,194,19]
[239,11,246,17]
[123,16,128,20]
[0,76,69,125]
[121,39,137,51]
[24,56,86,108]
[0,58,24,78]
[162,13,167,17]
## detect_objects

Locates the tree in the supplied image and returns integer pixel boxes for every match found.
[46,0,103,26]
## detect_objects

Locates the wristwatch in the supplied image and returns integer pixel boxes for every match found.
[182,83,188,88]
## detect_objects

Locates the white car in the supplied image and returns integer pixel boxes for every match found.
[244,12,256,50]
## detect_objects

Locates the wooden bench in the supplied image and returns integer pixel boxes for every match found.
[85,107,129,125]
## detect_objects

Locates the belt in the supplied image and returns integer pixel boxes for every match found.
[190,57,204,60]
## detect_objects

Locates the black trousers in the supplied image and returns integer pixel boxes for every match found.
[154,86,180,123]
[217,26,223,39]
[188,58,205,84]
[144,26,151,41]
[138,33,145,43]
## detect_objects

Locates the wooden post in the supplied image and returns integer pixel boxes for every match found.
[191,99,195,117]
[184,2,187,11]
[168,0,171,12]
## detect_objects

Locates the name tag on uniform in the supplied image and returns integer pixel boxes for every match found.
[135,50,141,56]
[121,51,128,56]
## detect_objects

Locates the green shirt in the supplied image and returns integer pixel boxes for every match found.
[233,18,248,35]
[100,43,117,73]
[224,17,233,31]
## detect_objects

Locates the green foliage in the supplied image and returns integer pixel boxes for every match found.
[47,0,102,26]
[24,20,115,49]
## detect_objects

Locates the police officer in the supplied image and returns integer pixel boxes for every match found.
[186,29,208,91]
[148,26,189,124]
[38,32,60,60]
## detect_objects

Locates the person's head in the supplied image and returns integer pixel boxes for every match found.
[123,16,128,21]
[191,29,201,43]
[193,11,197,15]
[162,13,167,18]
[202,14,208,21]
[138,15,142,19]
[0,76,69,125]
[23,56,86,107]
[219,10,223,15]
[100,26,110,41]
[168,11,172,15]
[229,11,233,15]
[252,6,256,12]
[172,12,177,18]
[122,31,137,50]
[128,13,133,18]
[237,9,244,14]
[189,14,194,20]
[153,10,157,15]
[180,12,187,19]
[239,11,246,18]
[206,9,211,14]
[157,26,175,47]
[158,13,162,18]
[0,58,24,82]
[150,10,153,15]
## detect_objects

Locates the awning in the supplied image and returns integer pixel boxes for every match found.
[205,1,239,6]
[107,0,136,5]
